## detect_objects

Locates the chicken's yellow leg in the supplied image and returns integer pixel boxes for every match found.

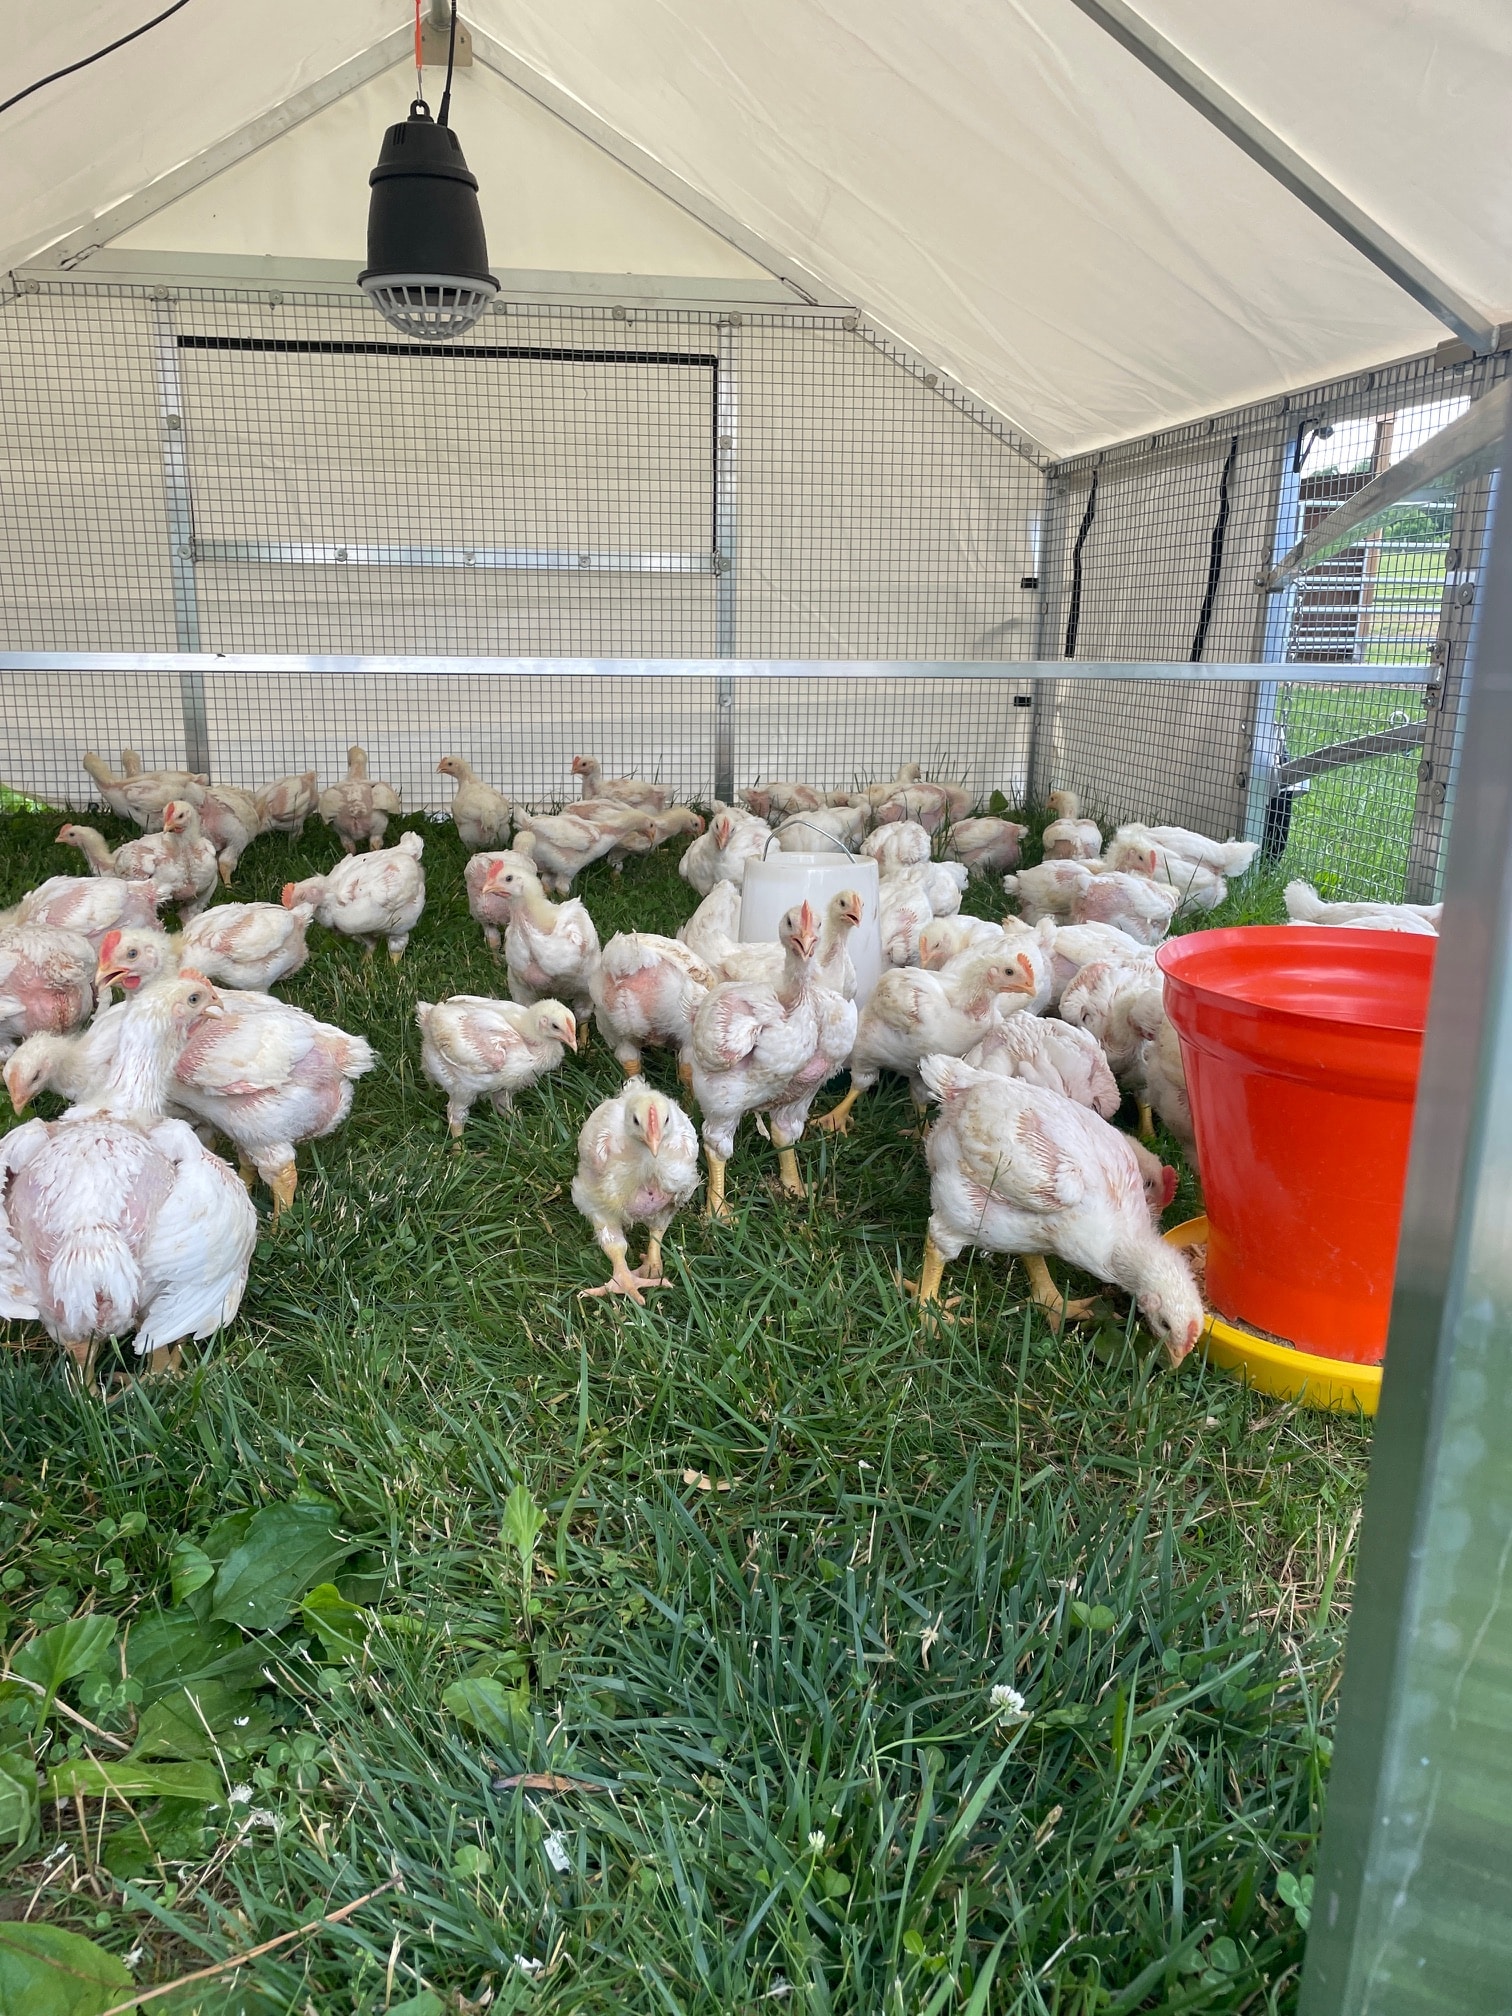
[770,1127,806,1199]
[1137,1099,1155,1143]
[218,858,234,888]
[580,1236,654,1306]
[705,1152,732,1221]
[811,1082,862,1135]
[640,1232,665,1284]
[269,1164,299,1222]
[619,1052,641,1077]
[910,1235,948,1306]
[1023,1252,1097,1326]
[677,1058,694,1093]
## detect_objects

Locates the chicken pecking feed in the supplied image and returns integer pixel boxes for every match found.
[914,1053,1202,1360]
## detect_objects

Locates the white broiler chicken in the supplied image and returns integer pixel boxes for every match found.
[82,753,207,828]
[913,1054,1203,1359]
[693,890,865,999]
[918,916,1007,969]
[590,935,713,1078]
[255,771,319,838]
[689,902,857,1215]
[0,925,96,1057]
[877,872,935,969]
[6,1020,122,1114]
[1070,871,1181,945]
[943,817,1029,874]
[463,847,537,957]
[1139,1016,1197,1165]
[281,831,425,959]
[861,821,932,876]
[96,936,374,1216]
[195,786,265,885]
[58,800,218,920]
[1115,823,1259,879]
[1036,918,1146,1007]
[318,746,402,853]
[436,755,512,850]
[1041,790,1102,861]
[1004,859,1097,922]
[643,805,705,850]
[991,918,1058,1014]
[10,876,164,948]
[509,806,653,894]
[0,972,255,1383]
[124,904,316,993]
[811,946,1040,1132]
[871,779,973,832]
[416,995,576,1138]
[679,881,743,963]
[572,1079,701,1303]
[1059,953,1165,1130]
[679,808,771,897]
[572,754,673,813]
[963,1010,1120,1119]
[483,862,601,1029]
[1100,834,1228,913]
[773,803,870,855]
[1283,881,1441,931]
[741,780,825,820]
[840,763,924,813]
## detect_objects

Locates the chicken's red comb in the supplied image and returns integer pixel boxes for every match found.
[1160,1164,1179,1210]
[280,882,297,907]
[99,929,121,964]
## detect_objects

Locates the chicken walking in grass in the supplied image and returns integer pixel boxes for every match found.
[573,1079,701,1303]
[106,901,316,993]
[590,934,713,1080]
[282,831,425,959]
[437,755,512,850]
[0,971,256,1385]
[82,752,207,829]
[195,785,265,885]
[95,934,375,1219]
[318,745,403,853]
[508,806,653,894]
[812,947,1039,1134]
[690,901,857,1218]
[416,996,576,1140]
[464,847,537,957]
[255,771,319,838]
[58,800,219,920]
[911,1052,1203,1360]
[483,861,602,1033]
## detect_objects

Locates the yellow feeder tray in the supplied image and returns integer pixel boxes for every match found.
[1165,1216,1382,1417]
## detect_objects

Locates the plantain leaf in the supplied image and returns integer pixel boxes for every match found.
[125,1612,266,1705]
[12,1617,117,1717]
[168,1539,215,1608]
[131,1681,271,1762]
[46,1758,221,1804]
[0,1746,37,1855]
[442,1674,530,1746]
[300,1583,368,1662]
[0,1922,135,2015]
[211,1503,355,1633]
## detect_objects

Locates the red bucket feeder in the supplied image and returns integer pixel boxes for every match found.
[1156,926,1434,1365]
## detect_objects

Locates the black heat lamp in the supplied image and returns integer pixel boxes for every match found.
[359,3,498,340]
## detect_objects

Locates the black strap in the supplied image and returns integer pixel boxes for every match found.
[1063,471,1099,658]
[1190,434,1239,662]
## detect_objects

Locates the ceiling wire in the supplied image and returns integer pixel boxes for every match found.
[0,0,193,120]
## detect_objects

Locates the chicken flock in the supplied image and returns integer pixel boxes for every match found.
[0,752,1439,1388]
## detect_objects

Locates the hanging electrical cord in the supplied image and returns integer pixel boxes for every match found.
[1190,433,1240,661]
[0,0,192,119]
[437,0,459,127]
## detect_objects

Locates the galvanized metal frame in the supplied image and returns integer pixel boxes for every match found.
[714,320,739,801]
[1300,413,1512,2014]
[1064,0,1498,355]
[148,299,210,776]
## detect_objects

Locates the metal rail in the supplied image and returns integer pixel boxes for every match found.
[1275,719,1426,789]
[0,654,1427,685]
[193,541,717,575]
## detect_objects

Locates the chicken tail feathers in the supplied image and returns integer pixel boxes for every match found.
[1283,880,1325,923]
[918,1052,988,1106]
[51,1225,140,1339]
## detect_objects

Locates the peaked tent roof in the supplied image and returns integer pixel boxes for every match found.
[2,1,1507,456]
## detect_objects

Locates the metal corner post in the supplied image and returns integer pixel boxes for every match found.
[714,320,738,802]
[149,298,211,776]
[1299,409,1512,2013]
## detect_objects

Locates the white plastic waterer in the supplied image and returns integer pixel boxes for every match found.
[738,849,883,1003]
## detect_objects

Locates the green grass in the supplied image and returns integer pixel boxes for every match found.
[0,812,1367,2014]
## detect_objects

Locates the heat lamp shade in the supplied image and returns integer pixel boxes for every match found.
[359,108,499,339]
[739,854,883,1004]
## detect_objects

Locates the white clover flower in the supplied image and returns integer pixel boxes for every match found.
[228,1783,253,1805]
[807,1829,827,1854]
[990,1684,1029,1721]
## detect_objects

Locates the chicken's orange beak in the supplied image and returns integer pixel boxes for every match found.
[564,1014,578,1051]
[96,960,133,992]
[435,760,448,774]
[840,892,864,928]
[643,1103,663,1154]
[4,1060,31,1115]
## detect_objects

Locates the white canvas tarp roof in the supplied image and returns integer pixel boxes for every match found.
[2,1,1507,456]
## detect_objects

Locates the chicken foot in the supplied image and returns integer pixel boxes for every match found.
[810,1081,863,1135]
[705,1152,733,1221]
[268,1163,299,1222]
[770,1126,806,1199]
[1022,1252,1097,1328]
[580,1236,665,1307]
[1137,1099,1155,1143]
[907,1234,949,1307]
